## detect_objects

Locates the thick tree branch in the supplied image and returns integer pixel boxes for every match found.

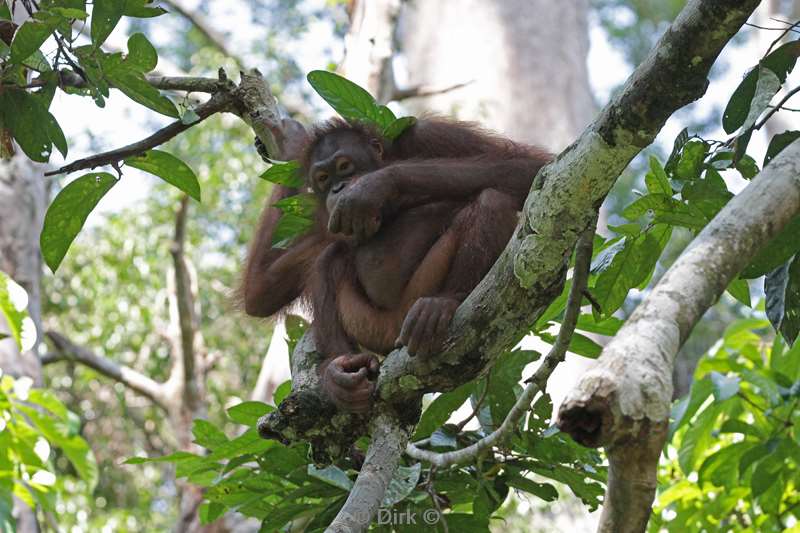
[557,139,800,532]
[258,2,760,529]
[327,414,412,533]
[405,221,595,468]
[42,331,168,409]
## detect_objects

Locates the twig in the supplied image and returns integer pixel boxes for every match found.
[765,19,800,55]
[161,0,242,66]
[43,91,234,176]
[754,85,800,131]
[405,219,597,468]
[42,331,168,409]
[453,369,490,432]
[391,80,473,101]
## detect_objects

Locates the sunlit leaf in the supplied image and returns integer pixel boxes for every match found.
[40,172,117,272]
[124,150,200,201]
[307,70,385,125]
[259,160,303,187]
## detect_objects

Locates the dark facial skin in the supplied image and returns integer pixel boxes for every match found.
[308,130,383,216]
[242,117,552,414]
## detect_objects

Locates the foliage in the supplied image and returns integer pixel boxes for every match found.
[650,317,800,532]
[0,273,97,532]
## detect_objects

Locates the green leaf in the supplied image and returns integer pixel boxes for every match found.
[382,116,416,140]
[678,403,722,474]
[751,453,784,497]
[726,277,751,307]
[16,406,98,490]
[414,382,473,439]
[272,213,315,248]
[735,154,759,180]
[125,32,157,72]
[765,255,800,346]
[192,420,228,449]
[227,401,273,426]
[709,371,740,402]
[741,214,800,278]
[740,66,781,132]
[669,376,713,438]
[40,172,117,272]
[645,156,671,195]
[506,474,558,502]
[273,193,317,218]
[697,441,753,487]
[123,0,168,18]
[664,128,690,175]
[568,332,602,359]
[199,502,225,525]
[0,272,34,351]
[675,140,708,180]
[723,41,800,133]
[259,160,303,187]
[49,7,88,20]
[575,314,624,336]
[273,380,291,405]
[124,150,200,201]
[91,0,124,46]
[591,233,661,317]
[104,63,179,117]
[307,70,383,125]
[382,463,421,506]
[26,390,69,421]
[764,130,800,167]
[0,88,65,162]
[307,465,353,491]
[10,19,53,64]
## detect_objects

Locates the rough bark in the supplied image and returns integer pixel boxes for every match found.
[259,1,761,530]
[557,138,800,533]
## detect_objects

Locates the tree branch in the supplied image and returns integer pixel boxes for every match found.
[43,89,235,176]
[258,1,761,529]
[42,331,168,409]
[405,220,595,468]
[326,414,412,533]
[391,80,473,102]
[557,138,800,533]
[166,196,200,407]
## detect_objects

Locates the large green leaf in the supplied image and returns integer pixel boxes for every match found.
[124,150,200,200]
[382,463,421,506]
[90,0,124,46]
[259,160,304,187]
[383,116,417,140]
[104,62,179,117]
[227,401,273,426]
[413,382,473,439]
[740,66,780,132]
[723,40,800,134]
[765,255,800,346]
[307,70,389,126]
[0,89,66,162]
[9,19,53,64]
[645,156,672,195]
[272,213,315,248]
[40,172,117,272]
[591,232,662,317]
[125,32,157,72]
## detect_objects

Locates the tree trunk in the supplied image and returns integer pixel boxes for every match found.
[398,0,594,151]
[0,154,46,531]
